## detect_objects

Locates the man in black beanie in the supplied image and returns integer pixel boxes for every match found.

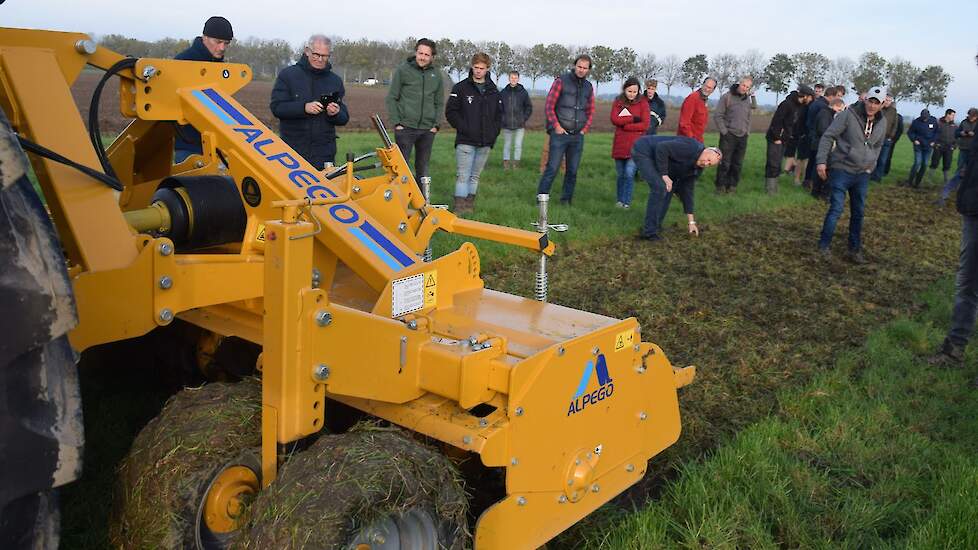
[173,16,234,162]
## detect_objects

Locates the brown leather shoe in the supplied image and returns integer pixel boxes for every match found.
[466,194,476,213]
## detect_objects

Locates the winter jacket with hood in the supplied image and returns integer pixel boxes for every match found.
[173,37,222,156]
[500,83,533,130]
[386,56,446,130]
[714,84,757,137]
[445,72,503,148]
[815,101,888,174]
[610,95,650,159]
[270,55,350,169]
[907,114,939,148]
[766,91,806,143]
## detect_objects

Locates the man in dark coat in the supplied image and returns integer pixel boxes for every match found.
[445,53,503,214]
[906,108,940,187]
[173,16,233,163]
[644,79,667,136]
[499,71,532,170]
[270,35,349,170]
[765,85,815,193]
[632,135,721,241]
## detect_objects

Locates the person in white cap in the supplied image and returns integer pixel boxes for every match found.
[814,85,888,264]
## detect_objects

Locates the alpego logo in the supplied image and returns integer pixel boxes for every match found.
[567,354,614,416]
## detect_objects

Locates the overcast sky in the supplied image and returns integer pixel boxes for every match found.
[5,0,977,117]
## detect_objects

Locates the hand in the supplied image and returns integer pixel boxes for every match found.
[555,125,567,135]
[688,221,699,236]
[816,164,827,180]
[662,175,673,192]
[305,101,324,115]
[774,140,782,145]
[914,140,920,145]
[325,102,340,116]
[581,129,587,135]
[394,125,404,130]
[429,127,438,133]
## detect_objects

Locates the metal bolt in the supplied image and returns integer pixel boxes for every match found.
[311,268,321,289]
[514,407,524,417]
[558,495,567,503]
[141,65,157,80]
[75,39,97,55]
[558,346,565,356]
[398,222,407,233]
[634,344,641,352]
[313,364,330,380]
[158,275,173,290]
[511,457,519,466]
[352,185,361,193]
[636,365,647,374]
[158,308,173,323]
[315,310,332,327]
[478,418,488,428]
[626,464,635,472]
[372,534,386,545]
[462,435,472,445]
[639,412,648,421]
[431,217,439,225]
[568,479,574,486]
[591,484,600,493]
[592,346,600,355]
[158,242,173,256]
[575,458,581,465]
[401,175,409,183]
[406,319,418,330]
[468,336,479,346]
[587,452,592,460]
[384,190,393,201]
[194,160,205,168]
[516,496,527,506]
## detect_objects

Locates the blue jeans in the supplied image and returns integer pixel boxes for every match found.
[908,144,932,184]
[940,149,972,201]
[818,169,870,251]
[614,158,637,205]
[501,128,525,161]
[635,152,668,237]
[948,215,978,348]
[870,139,893,181]
[537,133,584,201]
[454,144,491,197]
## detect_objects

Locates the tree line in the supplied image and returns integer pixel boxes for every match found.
[95,34,953,107]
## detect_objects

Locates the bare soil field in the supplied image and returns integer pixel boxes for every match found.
[72,72,774,135]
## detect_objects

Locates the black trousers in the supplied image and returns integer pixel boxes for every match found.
[394,127,437,178]
[765,139,785,178]
[715,133,748,189]
[930,146,954,171]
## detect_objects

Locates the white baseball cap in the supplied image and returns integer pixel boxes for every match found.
[866,86,886,103]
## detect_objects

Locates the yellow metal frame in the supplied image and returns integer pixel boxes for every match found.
[0,27,694,549]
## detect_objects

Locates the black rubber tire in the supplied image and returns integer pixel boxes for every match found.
[109,378,261,549]
[239,425,468,550]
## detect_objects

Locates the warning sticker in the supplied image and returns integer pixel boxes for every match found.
[256,223,266,242]
[423,270,437,308]
[614,329,635,352]
[392,274,424,317]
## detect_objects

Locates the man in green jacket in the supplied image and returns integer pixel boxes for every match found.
[385,38,445,179]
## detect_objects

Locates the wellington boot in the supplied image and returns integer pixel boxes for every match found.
[765,177,778,194]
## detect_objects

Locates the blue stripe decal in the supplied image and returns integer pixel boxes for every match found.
[202,88,252,125]
[192,90,235,125]
[359,221,415,267]
[573,360,595,399]
[349,227,402,272]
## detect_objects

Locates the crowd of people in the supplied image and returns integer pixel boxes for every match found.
[173,16,978,393]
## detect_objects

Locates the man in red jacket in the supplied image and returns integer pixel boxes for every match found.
[677,77,717,143]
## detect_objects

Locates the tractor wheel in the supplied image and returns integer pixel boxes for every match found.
[239,425,468,550]
[109,378,262,549]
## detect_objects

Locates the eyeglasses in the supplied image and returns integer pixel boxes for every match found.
[308,51,330,60]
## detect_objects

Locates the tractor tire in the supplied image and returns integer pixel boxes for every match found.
[109,378,262,549]
[0,107,81,549]
[239,425,468,550]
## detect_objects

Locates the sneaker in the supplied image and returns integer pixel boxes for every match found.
[927,340,964,368]
[818,247,832,260]
[847,249,868,264]
[615,201,625,208]
[622,203,630,209]
[559,198,572,206]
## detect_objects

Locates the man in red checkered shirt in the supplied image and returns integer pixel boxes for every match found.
[536,54,595,205]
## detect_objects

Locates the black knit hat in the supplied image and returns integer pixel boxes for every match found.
[203,16,233,41]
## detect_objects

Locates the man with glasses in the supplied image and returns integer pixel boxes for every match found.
[270,34,349,170]
[173,16,234,163]
[386,38,445,180]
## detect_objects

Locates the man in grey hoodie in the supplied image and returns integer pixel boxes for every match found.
[815,86,888,264]
[713,76,757,193]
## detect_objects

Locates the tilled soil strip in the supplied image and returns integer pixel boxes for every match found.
[483,185,959,504]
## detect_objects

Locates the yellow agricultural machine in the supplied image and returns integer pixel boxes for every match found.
[0,27,694,549]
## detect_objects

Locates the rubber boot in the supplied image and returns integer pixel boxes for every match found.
[765,177,778,194]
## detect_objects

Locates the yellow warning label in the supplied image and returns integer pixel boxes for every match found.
[423,270,437,308]
[614,329,635,352]
[256,223,266,242]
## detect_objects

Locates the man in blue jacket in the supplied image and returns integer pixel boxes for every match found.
[631,135,721,241]
[270,35,349,170]
[906,108,939,188]
[173,16,233,163]
[499,71,532,170]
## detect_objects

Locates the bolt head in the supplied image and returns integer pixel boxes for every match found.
[511,457,518,465]
[626,463,635,472]
[516,496,527,506]
[313,364,330,380]
[639,412,648,421]
[634,344,641,352]
[158,242,173,256]
[158,275,173,290]
[592,484,600,493]
[398,222,408,233]
[75,39,97,55]
[406,320,418,330]
[315,310,332,327]
[141,65,157,79]
[514,407,524,417]
[557,346,565,356]
[462,435,472,445]
[352,185,361,193]
[558,495,568,503]
[384,189,393,201]
[592,346,600,355]
[158,308,173,323]
[401,175,409,183]
[479,418,488,427]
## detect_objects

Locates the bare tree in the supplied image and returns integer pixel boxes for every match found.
[636,53,663,82]
[739,49,767,85]
[659,54,682,96]
[710,53,741,87]
[825,56,855,91]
